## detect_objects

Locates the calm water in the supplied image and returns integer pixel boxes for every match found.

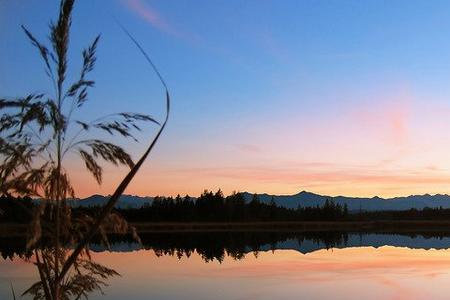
[1,231,450,299]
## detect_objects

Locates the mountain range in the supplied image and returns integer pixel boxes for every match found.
[68,191,450,212]
[241,191,450,211]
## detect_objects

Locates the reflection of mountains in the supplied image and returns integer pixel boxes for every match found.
[4,231,450,262]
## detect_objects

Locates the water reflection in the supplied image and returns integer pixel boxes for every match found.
[3,231,450,299]
[3,246,450,300]
[3,231,450,262]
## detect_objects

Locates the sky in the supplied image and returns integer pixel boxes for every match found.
[3,0,450,198]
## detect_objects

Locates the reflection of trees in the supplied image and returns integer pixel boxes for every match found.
[142,232,284,263]
[0,231,340,262]
[296,231,349,250]
[6,230,450,265]
[0,231,350,263]
[0,237,30,260]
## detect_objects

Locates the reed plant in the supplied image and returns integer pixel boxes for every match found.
[0,0,169,299]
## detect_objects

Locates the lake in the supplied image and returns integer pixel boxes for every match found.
[1,231,450,299]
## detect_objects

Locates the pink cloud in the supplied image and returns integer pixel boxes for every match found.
[124,0,177,35]
[122,0,200,44]
[179,163,450,185]
[352,89,412,145]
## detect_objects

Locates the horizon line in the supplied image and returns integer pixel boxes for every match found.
[66,190,450,200]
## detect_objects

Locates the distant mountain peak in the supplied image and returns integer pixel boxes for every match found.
[295,190,319,196]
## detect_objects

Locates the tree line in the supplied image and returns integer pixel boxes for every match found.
[118,190,349,222]
[0,190,348,223]
[5,191,450,223]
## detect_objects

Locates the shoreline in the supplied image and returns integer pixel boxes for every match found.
[132,220,450,233]
[3,221,450,236]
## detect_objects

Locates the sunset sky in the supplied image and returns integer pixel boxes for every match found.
[3,0,450,198]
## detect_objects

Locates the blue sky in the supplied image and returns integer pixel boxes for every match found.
[3,0,450,197]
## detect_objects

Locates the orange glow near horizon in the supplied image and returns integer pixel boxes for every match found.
[63,85,450,199]
[68,147,450,199]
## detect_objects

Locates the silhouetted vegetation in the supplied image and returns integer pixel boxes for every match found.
[6,191,450,224]
[118,190,349,222]
[0,195,34,223]
[0,0,170,298]
[352,207,450,221]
